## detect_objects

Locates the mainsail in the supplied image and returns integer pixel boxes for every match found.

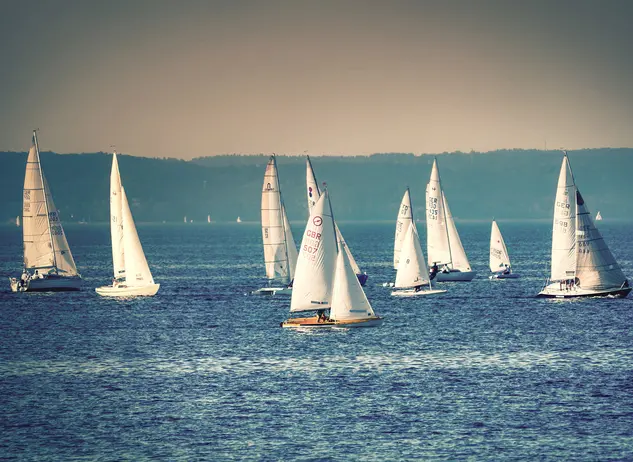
[22,132,78,275]
[426,159,451,267]
[489,220,511,272]
[261,156,297,285]
[110,152,125,281]
[394,188,413,269]
[395,223,430,289]
[550,155,576,281]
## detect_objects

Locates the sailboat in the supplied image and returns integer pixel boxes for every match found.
[537,153,630,298]
[426,158,476,282]
[207,214,211,223]
[251,155,298,296]
[95,152,159,297]
[596,211,603,221]
[183,216,187,223]
[9,130,82,292]
[236,216,242,223]
[281,190,383,328]
[489,220,520,279]
[391,188,447,296]
[15,216,20,227]
[306,156,368,286]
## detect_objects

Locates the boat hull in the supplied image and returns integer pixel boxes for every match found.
[490,273,520,280]
[9,275,82,292]
[281,316,383,328]
[537,282,631,299]
[435,270,476,282]
[391,288,447,297]
[356,273,369,286]
[250,286,292,296]
[95,283,160,297]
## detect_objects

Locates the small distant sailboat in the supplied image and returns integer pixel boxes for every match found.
[9,131,82,292]
[183,216,187,223]
[95,151,159,297]
[236,216,242,223]
[391,188,447,296]
[426,158,476,281]
[251,155,298,296]
[537,153,630,298]
[281,190,383,328]
[15,215,20,227]
[306,156,368,286]
[595,211,602,221]
[489,220,520,279]
[207,214,211,223]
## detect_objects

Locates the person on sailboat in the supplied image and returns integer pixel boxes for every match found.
[502,264,511,275]
[429,263,439,280]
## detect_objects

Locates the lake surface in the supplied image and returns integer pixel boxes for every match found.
[1,221,633,460]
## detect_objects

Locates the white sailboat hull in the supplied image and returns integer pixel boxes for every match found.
[250,286,292,296]
[537,281,631,298]
[435,270,476,282]
[281,316,384,328]
[391,288,447,297]
[9,275,82,292]
[95,283,160,297]
[490,273,520,280]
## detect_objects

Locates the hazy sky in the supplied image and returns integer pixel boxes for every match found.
[1,0,632,159]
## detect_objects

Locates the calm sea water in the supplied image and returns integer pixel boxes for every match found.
[1,221,633,460]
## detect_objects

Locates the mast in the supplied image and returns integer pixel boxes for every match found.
[436,158,453,268]
[567,152,579,280]
[33,130,58,271]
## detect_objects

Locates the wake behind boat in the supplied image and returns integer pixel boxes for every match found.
[489,220,520,279]
[251,155,297,296]
[9,131,81,292]
[537,153,630,298]
[95,151,159,297]
[281,190,382,328]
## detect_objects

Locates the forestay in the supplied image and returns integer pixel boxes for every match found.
[394,188,413,269]
[489,220,511,272]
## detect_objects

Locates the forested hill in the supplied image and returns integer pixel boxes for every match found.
[1,149,631,223]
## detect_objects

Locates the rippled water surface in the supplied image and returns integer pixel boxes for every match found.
[2,221,633,460]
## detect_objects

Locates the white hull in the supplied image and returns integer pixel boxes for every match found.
[490,273,520,280]
[281,316,383,328]
[250,286,292,296]
[9,275,82,292]
[537,281,631,298]
[95,283,160,297]
[435,270,476,282]
[391,288,447,297]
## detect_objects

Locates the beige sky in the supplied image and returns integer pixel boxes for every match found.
[1,0,632,159]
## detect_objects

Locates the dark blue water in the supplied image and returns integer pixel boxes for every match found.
[2,221,633,460]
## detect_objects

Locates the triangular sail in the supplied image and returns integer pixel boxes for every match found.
[442,193,471,271]
[394,188,413,269]
[305,156,362,275]
[110,153,125,280]
[550,155,576,281]
[489,220,511,272]
[120,187,154,287]
[330,239,376,321]
[290,192,337,312]
[22,133,77,275]
[261,156,296,284]
[282,206,298,281]
[395,222,430,289]
[574,190,627,290]
[426,159,451,267]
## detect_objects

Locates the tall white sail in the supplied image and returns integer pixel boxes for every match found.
[426,159,451,267]
[120,187,154,287]
[395,223,430,289]
[550,155,576,281]
[394,188,413,269]
[305,156,362,275]
[443,194,471,271]
[22,133,77,275]
[489,220,511,272]
[110,153,125,281]
[282,206,298,281]
[261,156,296,284]
[575,190,627,290]
[290,191,337,312]
[330,239,376,321]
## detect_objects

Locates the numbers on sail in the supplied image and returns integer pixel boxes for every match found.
[302,229,322,262]
[48,211,59,222]
[51,225,63,236]
[400,204,409,215]
[427,197,439,220]
[264,227,269,239]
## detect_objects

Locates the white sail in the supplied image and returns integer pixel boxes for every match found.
[120,187,154,287]
[290,191,337,312]
[595,211,602,221]
[16,216,20,227]
[394,188,413,269]
[426,159,451,267]
[109,153,125,281]
[261,156,296,284]
[395,222,430,289]
[207,215,211,223]
[282,206,298,281]
[575,190,627,290]
[22,133,78,275]
[442,193,471,271]
[489,220,511,272]
[550,155,576,281]
[305,156,362,275]
[330,238,376,321]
